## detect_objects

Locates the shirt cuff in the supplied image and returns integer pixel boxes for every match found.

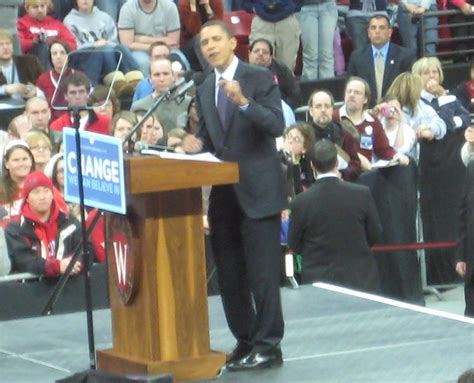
[453,116,463,128]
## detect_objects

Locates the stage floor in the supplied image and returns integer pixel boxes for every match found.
[1,284,473,383]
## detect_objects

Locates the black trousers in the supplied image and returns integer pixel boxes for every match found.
[208,185,284,350]
[465,275,474,318]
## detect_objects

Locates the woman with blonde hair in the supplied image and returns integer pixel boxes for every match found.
[24,130,53,172]
[412,56,470,132]
[387,72,446,143]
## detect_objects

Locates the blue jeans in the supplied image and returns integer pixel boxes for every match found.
[345,16,371,50]
[298,2,338,80]
[397,4,438,55]
[101,44,140,74]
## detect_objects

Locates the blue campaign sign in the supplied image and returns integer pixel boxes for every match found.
[63,128,126,215]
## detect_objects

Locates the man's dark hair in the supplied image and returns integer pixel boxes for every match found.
[368,14,391,28]
[458,368,474,383]
[63,72,91,93]
[249,38,273,56]
[201,20,234,38]
[309,139,338,174]
[149,41,171,56]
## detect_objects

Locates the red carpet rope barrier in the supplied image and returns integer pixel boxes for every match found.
[372,241,457,252]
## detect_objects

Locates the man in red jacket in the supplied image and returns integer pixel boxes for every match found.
[5,171,84,277]
[17,0,77,69]
[50,72,110,135]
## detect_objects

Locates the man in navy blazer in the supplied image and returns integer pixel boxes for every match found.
[347,15,415,107]
[182,20,287,371]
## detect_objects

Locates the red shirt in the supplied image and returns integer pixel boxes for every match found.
[50,111,111,136]
[17,15,77,53]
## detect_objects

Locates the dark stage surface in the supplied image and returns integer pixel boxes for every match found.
[1,284,473,383]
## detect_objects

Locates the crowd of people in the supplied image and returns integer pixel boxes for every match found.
[0,0,473,371]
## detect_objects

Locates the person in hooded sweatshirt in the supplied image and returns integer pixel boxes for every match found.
[5,171,86,277]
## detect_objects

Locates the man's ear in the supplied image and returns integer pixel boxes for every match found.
[230,36,238,51]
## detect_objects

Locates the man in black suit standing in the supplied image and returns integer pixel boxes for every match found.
[347,15,415,107]
[288,139,382,293]
[182,20,287,370]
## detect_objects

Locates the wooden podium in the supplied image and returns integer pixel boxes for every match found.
[96,156,239,382]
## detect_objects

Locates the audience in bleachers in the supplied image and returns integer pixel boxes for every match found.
[109,110,138,142]
[117,0,181,75]
[397,0,438,56]
[64,0,140,84]
[453,59,474,115]
[248,38,302,108]
[23,96,60,149]
[241,0,302,71]
[88,85,121,119]
[298,0,338,80]
[17,0,77,70]
[5,170,85,277]
[0,0,23,54]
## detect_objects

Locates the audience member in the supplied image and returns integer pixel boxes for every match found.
[297,0,338,80]
[457,368,474,383]
[50,72,111,135]
[7,115,34,142]
[457,144,474,317]
[17,0,77,70]
[412,57,470,132]
[5,171,84,277]
[248,38,301,108]
[387,72,447,142]
[345,0,388,50]
[0,29,44,102]
[118,0,181,75]
[452,59,474,116]
[288,139,382,292]
[280,122,315,199]
[461,126,474,165]
[347,15,415,107]
[24,96,61,150]
[64,0,140,83]
[24,130,53,172]
[184,97,199,134]
[137,113,165,146]
[446,0,473,60]
[308,89,361,181]
[88,85,121,119]
[36,40,75,119]
[0,1,23,54]
[0,141,35,222]
[44,152,64,194]
[167,127,188,149]
[178,0,224,71]
[397,0,438,56]
[110,111,138,142]
[372,95,416,155]
[336,77,407,171]
[242,0,302,71]
[131,59,190,142]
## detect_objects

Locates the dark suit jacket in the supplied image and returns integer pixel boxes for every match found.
[347,43,415,107]
[195,60,287,219]
[288,176,382,292]
[0,55,43,90]
[458,160,474,280]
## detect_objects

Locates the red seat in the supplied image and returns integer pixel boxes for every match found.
[223,11,255,62]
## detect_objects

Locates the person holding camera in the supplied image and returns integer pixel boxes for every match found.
[372,95,416,156]
[17,0,77,70]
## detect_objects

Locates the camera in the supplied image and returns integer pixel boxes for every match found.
[381,106,395,117]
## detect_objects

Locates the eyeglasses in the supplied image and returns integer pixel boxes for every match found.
[30,145,51,151]
[286,136,303,143]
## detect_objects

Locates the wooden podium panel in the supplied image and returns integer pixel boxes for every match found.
[97,156,238,382]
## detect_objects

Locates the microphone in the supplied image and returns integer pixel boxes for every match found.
[134,141,175,152]
[166,70,194,97]
[171,72,207,101]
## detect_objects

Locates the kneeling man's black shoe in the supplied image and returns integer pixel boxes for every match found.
[226,347,283,371]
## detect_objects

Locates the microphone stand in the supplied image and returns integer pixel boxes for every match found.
[41,105,97,370]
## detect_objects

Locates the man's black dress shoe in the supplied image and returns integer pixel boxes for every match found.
[226,347,283,371]
[227,343,253,363]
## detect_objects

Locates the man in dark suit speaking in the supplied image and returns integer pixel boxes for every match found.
[182,20,287,371]
[288,139,382,293]
[347,15,415,107]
